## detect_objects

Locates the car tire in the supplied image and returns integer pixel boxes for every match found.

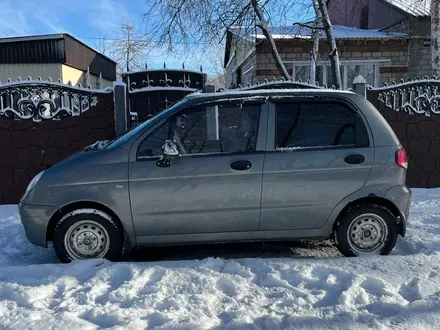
[334,203,398,257]
[53,209,125,263]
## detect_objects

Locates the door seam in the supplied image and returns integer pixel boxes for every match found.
[257,102,271,231]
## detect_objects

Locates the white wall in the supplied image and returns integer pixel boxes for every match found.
[0,63,62,83]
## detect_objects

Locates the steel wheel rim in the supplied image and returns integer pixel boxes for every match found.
[347,213,388,254]
[64,220,110,259]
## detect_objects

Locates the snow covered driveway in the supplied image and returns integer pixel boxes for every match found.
[1,190,440,329]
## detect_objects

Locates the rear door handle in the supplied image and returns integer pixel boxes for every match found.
[344,154,365,165]
[230,160,252,171]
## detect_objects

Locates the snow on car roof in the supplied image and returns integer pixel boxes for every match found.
[185,88,355,101]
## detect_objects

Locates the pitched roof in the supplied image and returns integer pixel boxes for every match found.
[382,0,431,17]
[232,25,408,41]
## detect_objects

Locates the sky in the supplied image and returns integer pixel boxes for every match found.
[0,0,314,76]
[0,0,220,73]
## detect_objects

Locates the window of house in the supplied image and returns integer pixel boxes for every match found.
[290,61,381,88]
[275,102,368,150]
[242,67,254,86]
[326,66,344,88]
[244,72,253,86]
[345,64,376,88]
[137,102,261,158]
[294,65,325,85]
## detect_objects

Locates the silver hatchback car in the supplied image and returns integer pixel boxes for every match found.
[19,89,411,262]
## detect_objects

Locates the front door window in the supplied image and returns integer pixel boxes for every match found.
[137,102,261,159]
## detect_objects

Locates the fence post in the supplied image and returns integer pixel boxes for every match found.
[353,74,367,98]
[203,83,216,93]
[113,81,128,136]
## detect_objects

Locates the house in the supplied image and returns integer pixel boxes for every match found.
[328,0,432,80]
[0,34,117,88]
[328,0,430,30]
[224,0,431,89]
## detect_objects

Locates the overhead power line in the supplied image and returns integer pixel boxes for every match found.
[74,35,214,46]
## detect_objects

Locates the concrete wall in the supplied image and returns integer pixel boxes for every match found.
[0,63,62,82]
[0,64,113,88]
[407,39,432,79]
[382,17,432,79]
[61,65,113,88]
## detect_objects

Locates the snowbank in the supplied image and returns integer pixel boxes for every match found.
[1,189,440,329]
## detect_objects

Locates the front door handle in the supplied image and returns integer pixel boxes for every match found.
[344,154,365,165]
[230,160,252,171]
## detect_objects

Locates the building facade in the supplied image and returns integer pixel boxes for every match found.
[0,34,117,88]
[224,0,432,88]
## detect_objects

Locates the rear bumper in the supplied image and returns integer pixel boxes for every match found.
[18,203,57,248]
[385,185,412,237]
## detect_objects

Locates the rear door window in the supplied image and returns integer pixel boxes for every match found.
[275,101,369,150]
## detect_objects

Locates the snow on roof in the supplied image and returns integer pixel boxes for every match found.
[251,25,408,40]
[230,24,408,42]
[383,0,430,17]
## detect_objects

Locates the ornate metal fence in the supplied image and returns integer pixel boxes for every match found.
[0,77,113,122]
[122,67,207,126]
[366,78,440,188]
[0,77,116,204]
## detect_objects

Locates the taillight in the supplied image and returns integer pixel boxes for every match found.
[396,148,408,169]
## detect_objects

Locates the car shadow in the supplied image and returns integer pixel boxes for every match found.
[126,240,342,262]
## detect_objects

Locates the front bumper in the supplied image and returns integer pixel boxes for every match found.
[19,203,58,248]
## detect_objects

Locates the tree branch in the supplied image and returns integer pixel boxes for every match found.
[251,0,291,79]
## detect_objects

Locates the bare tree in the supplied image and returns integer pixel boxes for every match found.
[93,37,110,57]
[111,18,151,75]
[431,0,440,75]
[144,0,292,79]
[316,0,342,89]
[143,0,342,84]
[204,44,228,88]
[310,0,322,84]
[250,0,291,78]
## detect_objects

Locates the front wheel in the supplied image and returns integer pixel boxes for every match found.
[53,209,125,263]
[334,204,398,257]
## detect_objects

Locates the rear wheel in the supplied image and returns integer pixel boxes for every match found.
[53,209,125,263]
[334,204,398,257]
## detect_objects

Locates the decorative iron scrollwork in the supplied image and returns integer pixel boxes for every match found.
[0,79,111,122]
[375,81,440,116]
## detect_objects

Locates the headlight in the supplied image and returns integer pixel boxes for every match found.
[25,171,44,194]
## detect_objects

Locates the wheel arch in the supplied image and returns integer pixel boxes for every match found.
[331,196,403,237]
[47,201,133,250]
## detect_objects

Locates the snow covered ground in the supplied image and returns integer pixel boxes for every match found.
[1,189,440,329]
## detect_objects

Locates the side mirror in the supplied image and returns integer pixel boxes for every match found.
[156,140,179,167]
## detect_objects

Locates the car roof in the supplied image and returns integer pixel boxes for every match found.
[184,88,356,104]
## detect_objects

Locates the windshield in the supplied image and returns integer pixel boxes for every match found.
[106,99,189,149]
